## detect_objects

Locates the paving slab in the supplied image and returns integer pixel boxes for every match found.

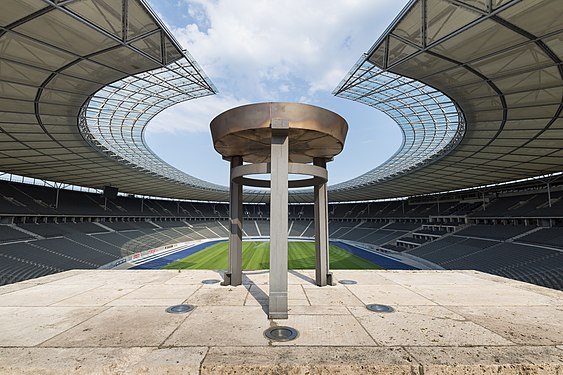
[164,306,271,347]
[245,297,310,307]
[449,305,563,345]
[0,306,107,346]
[0,283,102,306]
[273,314,376,346]
[17,269,86,284]
[165,270,225,285]
[302,284,364,306]
[246,284,308,302]
[346,284,437,306]
[186,284,248,305]
[410,282,558,306]
[0,269,560,374]
[0,347,206,375]
[349,305,514,346]
[457,270,526,285]
[458,270,563,299]
[287,305,350,315]
[49,270,177,286]
[243,284,310,306]
[502,280,563,300]
[332,269,397,285]
[122,283,200,299]
[107,298,189,306]
[287,269,317,284]
[0,281,42,296]
[42,306,189,347]
[381,270,495,286]
[201,346,418,375]
[241,270,271,285]
[52,286,138,306]
[406,346,563,374]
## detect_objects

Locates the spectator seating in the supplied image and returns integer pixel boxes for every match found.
[0,225,34,243]
[2,176,563,291]
[289,221,309,237]
[407,233,563,290]
[256,220,270,237]
[517,227,563,250]
[243,221,260,237]
[455,224,533,241]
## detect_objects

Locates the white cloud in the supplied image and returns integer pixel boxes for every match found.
[171,0,408,98]
[144,0,408,183]
[148,95,249,134]
[148,0,409,133]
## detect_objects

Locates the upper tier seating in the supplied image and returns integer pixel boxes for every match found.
[517,227,563,250]
[455,224,533,241]
[474,191,563,218]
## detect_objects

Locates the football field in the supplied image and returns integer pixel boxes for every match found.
[163,241,383,270]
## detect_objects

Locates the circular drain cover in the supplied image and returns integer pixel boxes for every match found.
[366,304,394,313]
[264,326,299,342]
[338,279,357,285]
[165,304,195,314]
[201,279,221,284]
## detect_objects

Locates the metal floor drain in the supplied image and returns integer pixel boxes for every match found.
[366,304,395,313]
[165,304,195,314]
[264,326,299,342]
[338,279,357,285]
[201,279,221,284]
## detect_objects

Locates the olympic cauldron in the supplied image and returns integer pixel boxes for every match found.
[210,102,347,319]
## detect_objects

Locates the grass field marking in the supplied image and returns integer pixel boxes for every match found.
[164,241,383,270]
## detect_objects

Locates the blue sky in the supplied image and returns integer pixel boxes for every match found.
[145,0,410,187]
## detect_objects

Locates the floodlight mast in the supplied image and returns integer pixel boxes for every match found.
[210,102,348,319]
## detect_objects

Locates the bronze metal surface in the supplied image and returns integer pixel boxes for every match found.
[231,162,328,188]
[210,102,348,163]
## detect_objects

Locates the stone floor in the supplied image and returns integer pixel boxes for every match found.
[0,269,561,374]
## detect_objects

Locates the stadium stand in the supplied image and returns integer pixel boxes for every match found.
[517,227,563,250]
[256,220,270,237]
[475,191,563,218]
[155,220,189,228]
[243,221,260,237]
[289,221,309,237]
[408,237,563,290]
[0,256,56,285]
[0,225,35,243]
[1,178,563,290]
[455,225,533,241]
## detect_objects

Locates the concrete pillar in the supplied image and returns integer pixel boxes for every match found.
[269,120,289,319]
[55,187,60,209]
[314,158,331,286]
[223,156,243,286]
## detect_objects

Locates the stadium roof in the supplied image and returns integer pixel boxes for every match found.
[0,0,562,203]
[0,0,236,202]
[326,0,563,201]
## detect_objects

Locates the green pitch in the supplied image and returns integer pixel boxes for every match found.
[163,241,383,270]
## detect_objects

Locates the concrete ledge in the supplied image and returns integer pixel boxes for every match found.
[0,347,206,374]
[0,346,561,374]
[0,270,561,374]
[201,346,417,374]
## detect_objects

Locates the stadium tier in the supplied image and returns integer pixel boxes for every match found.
[0,0,562,291]
[1,178,562,289]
